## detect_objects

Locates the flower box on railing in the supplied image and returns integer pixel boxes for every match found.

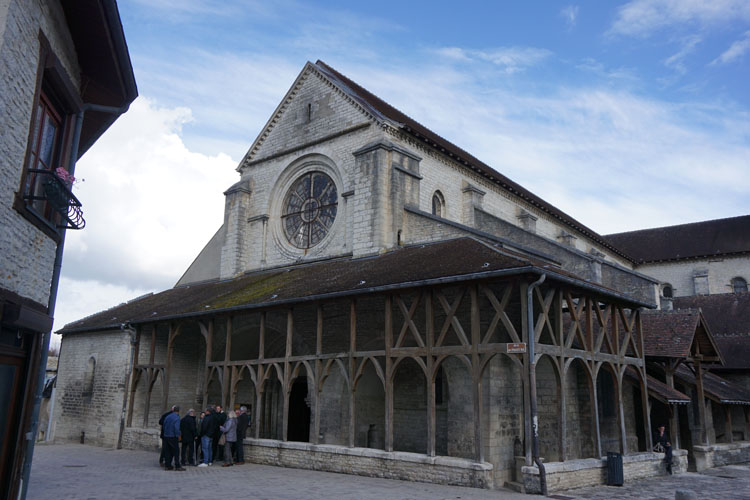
[23,168,85,230]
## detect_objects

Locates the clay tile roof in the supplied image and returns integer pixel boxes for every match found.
[641,309,701,358]
[604,215,750,263]
[59,237,644,335]
[674,293,750,370]
[625,367,690,405]
[313,60,632,262]
[675,365,750,404]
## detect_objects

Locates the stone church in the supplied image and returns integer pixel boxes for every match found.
[54,60,738,493]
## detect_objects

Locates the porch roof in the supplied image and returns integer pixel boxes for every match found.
[59,237,653,335]
[641,309,723,362]
[625,367,691,405]
[675,365,750,405]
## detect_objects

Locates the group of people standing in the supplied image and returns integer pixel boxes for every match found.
[158,404,250,470]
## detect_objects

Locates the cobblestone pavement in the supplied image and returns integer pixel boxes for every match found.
[27,444,750,500]
[564,464,750,500]
[28,444,534,500]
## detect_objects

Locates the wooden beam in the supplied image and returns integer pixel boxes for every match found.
[665,368,680,449]
[385,295,394,452]
[591,364,602,458]
[426,290,435,457]
[725,405,734,443]
[616,367,627,454]
[126,328,141,427]
[313,305,323,445]
[349,299,356,448]
[282,309,292,441]
[695,358,709,445]
[558,362,567,462]
[470,285,484,462]
[520,282,532,465]
[162,323,174,412]
[222,317,232,409]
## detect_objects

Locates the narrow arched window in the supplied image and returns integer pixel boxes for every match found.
[431,191,445,217]
[83,356,95,400]
[662,284,673,298]
[731,277,748,294]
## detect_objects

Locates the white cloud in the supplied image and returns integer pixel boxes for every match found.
[711,30,750,65]
[664,35,702,74]
[435,46,553,74]
[60,97,238,299]
[561,5,580,29]
[609,0,750,37]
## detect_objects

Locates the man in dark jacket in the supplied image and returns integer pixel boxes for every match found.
[234,406,250,464]
[653,424,673,474]
[163,405,184,471]
[198,407,218,466]
[213,405,227,460]
[158,406,174,466]
[180,409,197,466]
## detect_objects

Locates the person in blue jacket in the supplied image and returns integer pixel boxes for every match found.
[163,405,185,471]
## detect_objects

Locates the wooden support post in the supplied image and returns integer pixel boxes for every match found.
[591,364,602,458]
[282,309,292,441]
[426,290,435,457]
[558,363,567,462]
[202,320,213,407]
[470,285,484,463]
[348,299,357,448]
[641,375,653,451]
[744,407,750,441]
[126,328,141,427]
[254,366,263,439]
[313,305,323,445]
[385,295,394,452]
[222,318,232,409]
[162,323,175,412]
[616,368,628,455]
[143,374,152,428]
[519,283,532,465]
[665,367,680,449]
[725,405,734,443]
[695,359,709,445]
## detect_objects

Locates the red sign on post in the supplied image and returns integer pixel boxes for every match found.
[506,343,527,354]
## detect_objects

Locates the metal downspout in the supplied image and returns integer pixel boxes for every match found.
[19,102,129,499]
[527,273,548,496]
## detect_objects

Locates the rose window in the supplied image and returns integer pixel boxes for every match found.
[282,171,338,249]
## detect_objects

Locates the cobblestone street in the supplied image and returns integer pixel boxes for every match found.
[27,444,750,500]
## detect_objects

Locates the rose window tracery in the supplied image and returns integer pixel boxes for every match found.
[282,171,338,249]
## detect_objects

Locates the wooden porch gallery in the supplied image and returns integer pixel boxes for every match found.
[120,240,654,492]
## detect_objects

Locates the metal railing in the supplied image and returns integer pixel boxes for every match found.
[23,169,86,230]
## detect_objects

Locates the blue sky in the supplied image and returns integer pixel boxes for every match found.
[54,0,749,337]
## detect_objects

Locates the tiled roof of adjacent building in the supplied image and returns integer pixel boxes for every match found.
[674,293,750,370]
[604,215,750,264]
[641,309,721,361]
[59,237,649,335]
[675,364,750,404]
[313,61,633,262]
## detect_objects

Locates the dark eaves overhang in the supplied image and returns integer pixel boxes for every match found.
[59,263,656,336]
[61,0,138,157]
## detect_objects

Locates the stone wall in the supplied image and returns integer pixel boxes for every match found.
[53,329,133,447]
[522,449,689,493]
[0,0,81,305]
[693,441,750,471]
[637,254,750,297]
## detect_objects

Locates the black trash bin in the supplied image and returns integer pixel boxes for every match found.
[607,452,623,486]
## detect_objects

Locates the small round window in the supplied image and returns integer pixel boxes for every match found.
[282,171,338,249]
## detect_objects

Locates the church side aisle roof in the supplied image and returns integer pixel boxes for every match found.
[313,61,633,262]
[59,237,651,335]
[604,214,750,263]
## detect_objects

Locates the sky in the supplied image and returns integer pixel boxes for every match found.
[52,0,750,343]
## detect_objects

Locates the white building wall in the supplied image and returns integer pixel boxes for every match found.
[637,254,750,297]
[0,0,80,305]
